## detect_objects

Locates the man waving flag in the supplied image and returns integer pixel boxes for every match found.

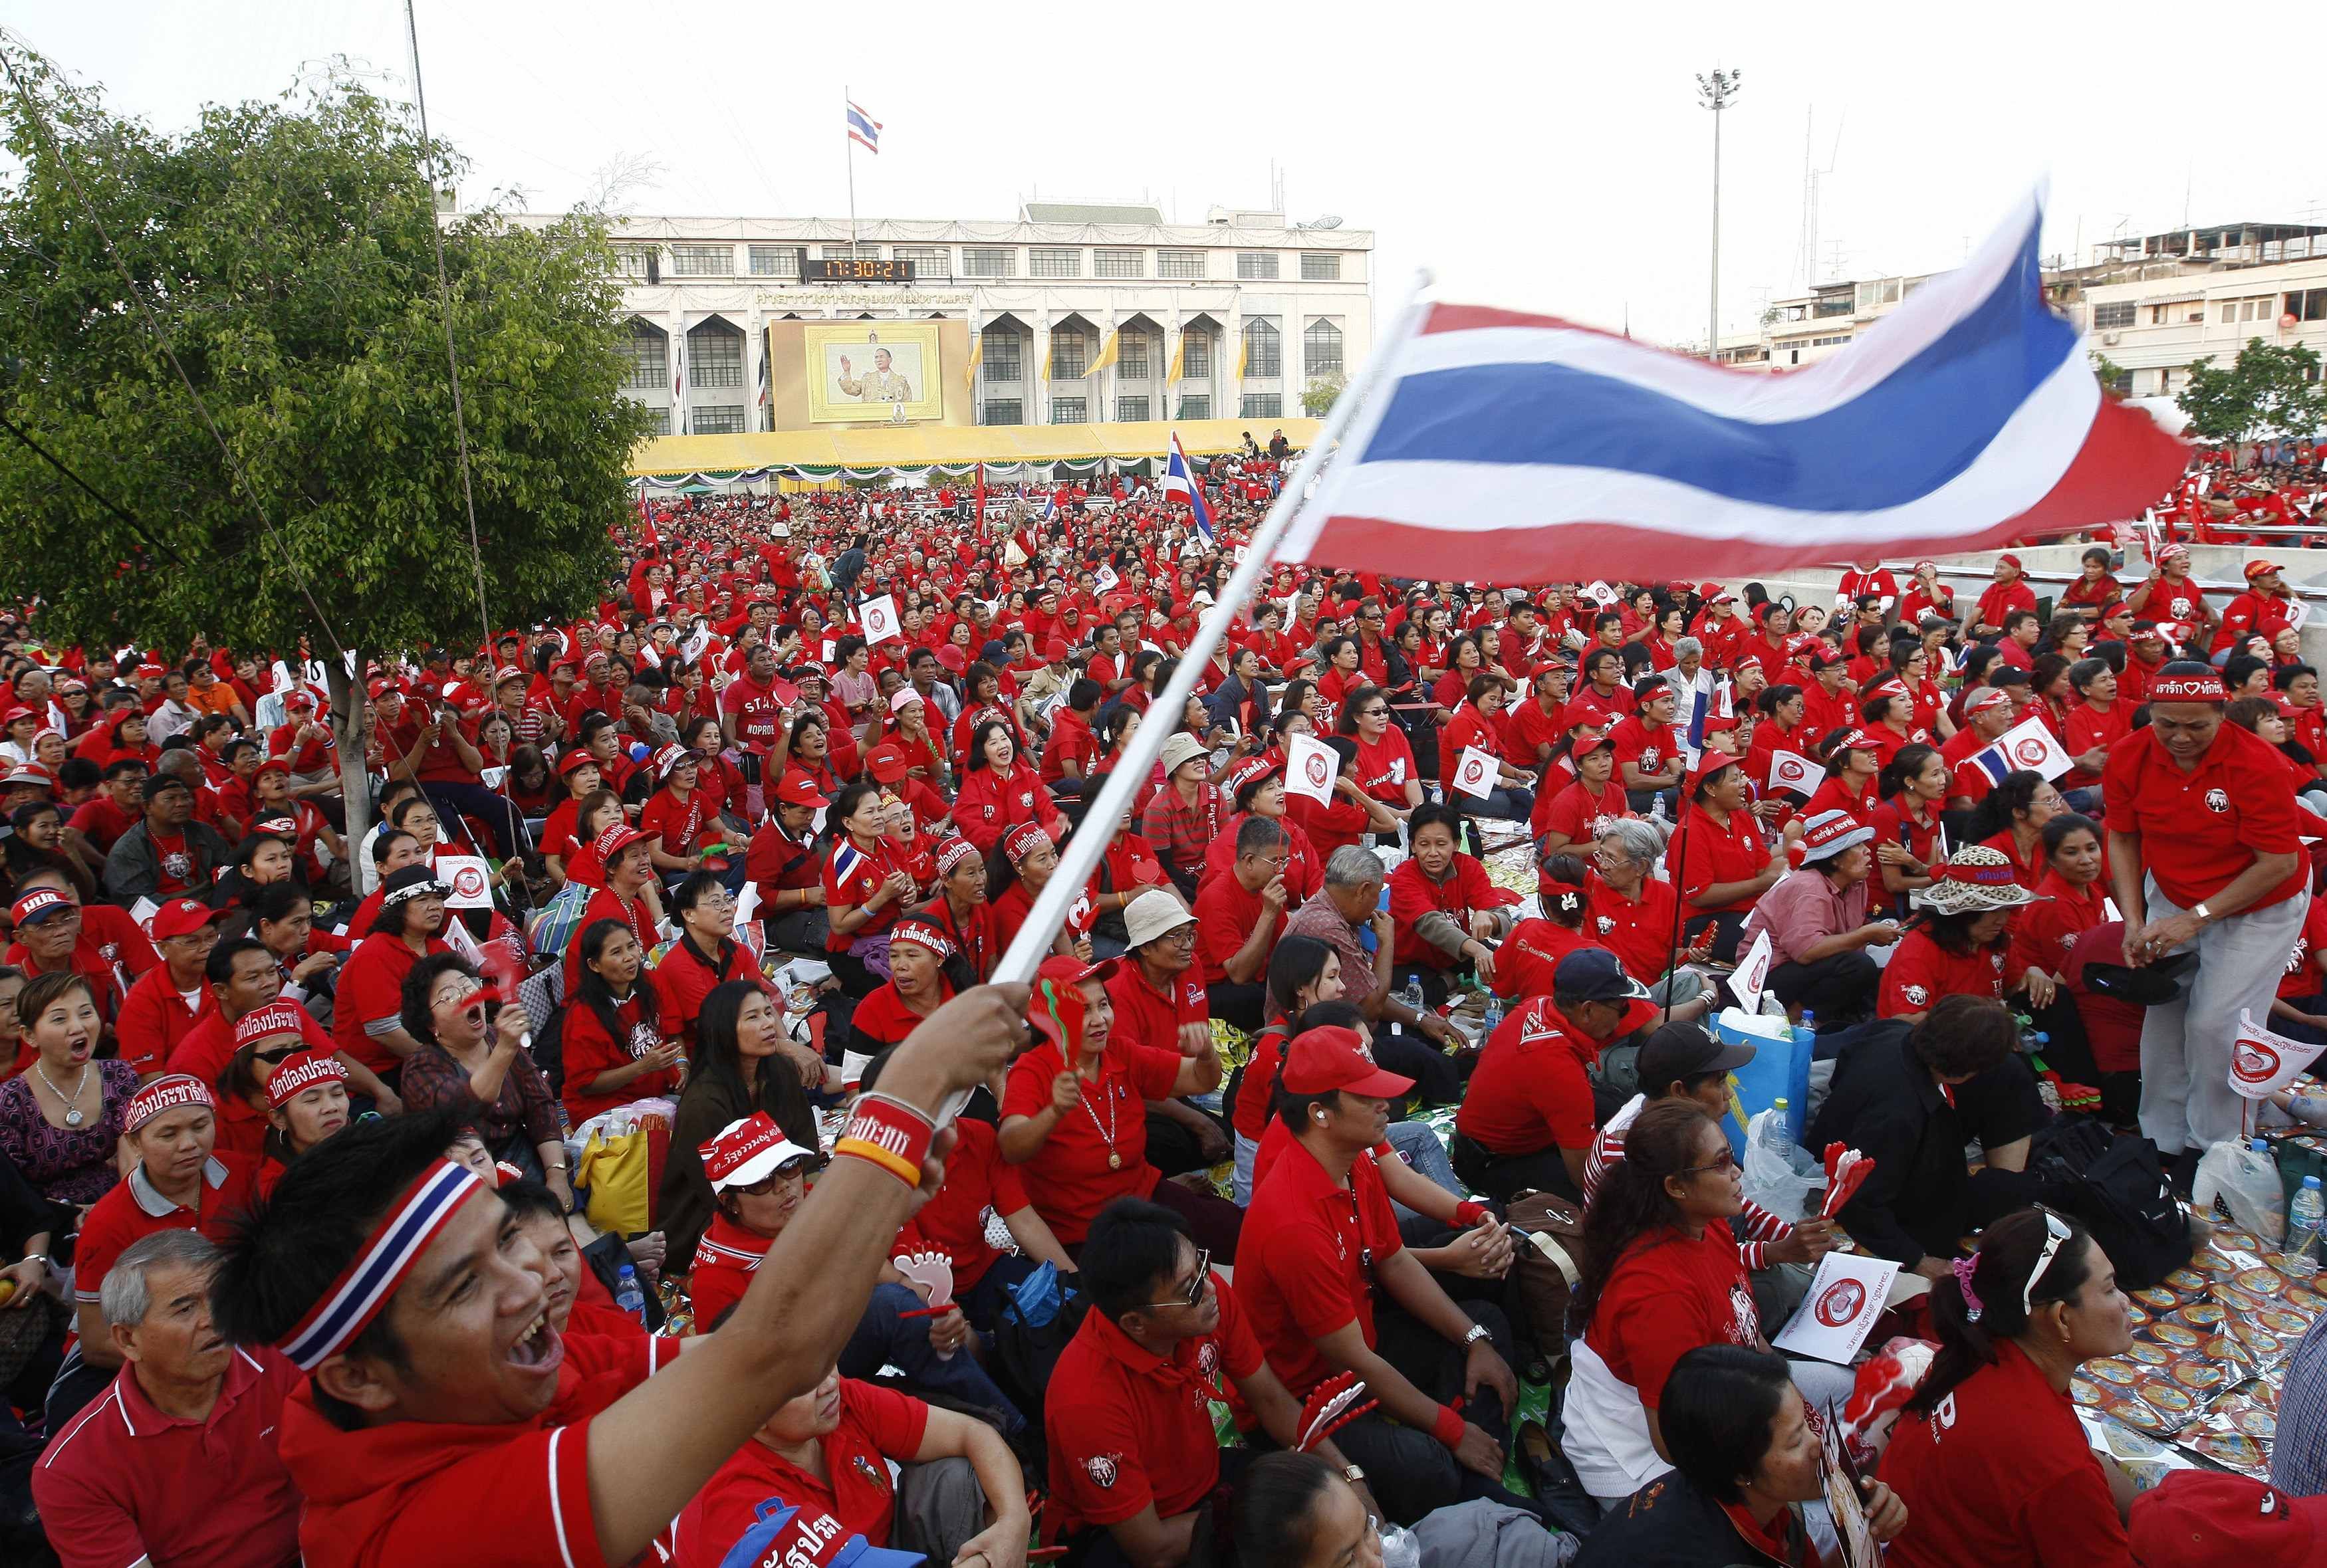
[1164,431,1215,546]
[1277,189,2186,583]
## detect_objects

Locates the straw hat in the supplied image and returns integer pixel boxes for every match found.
[1913,844,2040,915]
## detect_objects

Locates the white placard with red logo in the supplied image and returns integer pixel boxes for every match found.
[2231,1009,2312,1101]
[859,594,902,647]
[1583,579,1618,608]
[1451,745,1498,800]
[437,853,495,910]
[1767,750,1826,796]
[1773,1250,1902,1365]
[1980,715,2073,783]
[1095,565,1121,593]
[1285,733,1340,806]
[1733,929,1774,1014]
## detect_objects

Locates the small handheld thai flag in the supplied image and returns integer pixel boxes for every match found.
[1164,431,1215,545]
[1041,495,1060,524]
[1969,715,2072,784]
[846,102,881,154]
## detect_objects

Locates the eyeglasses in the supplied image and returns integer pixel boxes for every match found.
[1678,1147,1740,1177]
[738,1155,818,1194]
[1138,1248,1210,1310]
[1360,707,1390,719]
[2022,1208,2073,1318]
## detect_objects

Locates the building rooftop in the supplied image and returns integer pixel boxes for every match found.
[1021,201,1164,225]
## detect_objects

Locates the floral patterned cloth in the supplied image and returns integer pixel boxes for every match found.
[0,1060,138,1205]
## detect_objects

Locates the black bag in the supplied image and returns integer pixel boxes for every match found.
[2029,1115,2193,1290]
[989,1282,1090,1419]
[530,1002,571,1099]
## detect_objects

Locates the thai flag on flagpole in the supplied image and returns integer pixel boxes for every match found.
[1164,430,1215,545]
[846,102,881,154]
[1275,189,2188,584]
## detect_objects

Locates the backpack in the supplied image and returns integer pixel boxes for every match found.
[2028,1115,2193,1290]
[1501,1190,1587,1365]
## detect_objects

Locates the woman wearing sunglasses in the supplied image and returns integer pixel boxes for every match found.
[393,952,571,1210]
[1878,1206,2137,1567]
[1562,1100,1854,1511]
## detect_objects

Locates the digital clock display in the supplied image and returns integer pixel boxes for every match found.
[806,257,916,283]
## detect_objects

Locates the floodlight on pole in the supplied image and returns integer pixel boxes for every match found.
[1697,67,1743,363]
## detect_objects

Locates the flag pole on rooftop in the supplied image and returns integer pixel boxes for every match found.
[989,276,1436,986]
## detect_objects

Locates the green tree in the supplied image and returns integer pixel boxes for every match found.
[2176,337,2327,449]
[2089,352,2130,397]
[0,45,650,845]
[1300,372,1346,417]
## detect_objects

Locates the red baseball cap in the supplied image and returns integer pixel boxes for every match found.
[772,774,830,809]
[865,740,912,784]
[592,822,646,861]
[8,887,72,927]
[555,749,599,778]
[2246,559,2284,579]
[150,897,223,942]
[1281,1026,1414,1099]
[2128,1470,2324,1568]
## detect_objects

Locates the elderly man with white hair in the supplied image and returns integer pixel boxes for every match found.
[1283,845,1465,1103]
[34,1230,303,1568]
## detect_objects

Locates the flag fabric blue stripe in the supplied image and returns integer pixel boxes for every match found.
[1359,231,2074,511]
[1973,746,2012,786]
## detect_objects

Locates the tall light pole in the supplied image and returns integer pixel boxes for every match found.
[1697,67,1742,362]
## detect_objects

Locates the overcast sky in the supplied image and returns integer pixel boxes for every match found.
[10,1,2323,348]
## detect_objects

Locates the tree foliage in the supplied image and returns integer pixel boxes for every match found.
[1300,372,1346,418]
[0,45,650,660]
[2175,337,2327,447]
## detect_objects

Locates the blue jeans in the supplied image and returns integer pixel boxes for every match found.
[1457,785,1535,822]
[844,1282,1026,1434]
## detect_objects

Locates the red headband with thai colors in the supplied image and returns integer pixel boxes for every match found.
[125,1073,214,1133]
[279,1161,486,1371]
[934,837,979,877]
[2149,671,2226,704]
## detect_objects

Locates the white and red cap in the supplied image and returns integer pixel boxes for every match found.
[592,821,648,860]
[1797,809,1874,865]
[1963,687,2013,715]
[124,1073,215,1133]
[266,1051,349,1108]
[700,1113,820,1192]
[1281,1026,1415,1099]
[7,887,72,927]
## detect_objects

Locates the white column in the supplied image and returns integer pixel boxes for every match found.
[1223,296,1243,424]
[967,312,983,426]
[670,308,689,434]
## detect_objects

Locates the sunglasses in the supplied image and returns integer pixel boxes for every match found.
[2023,1208,2073,1319]
[739,1155,818,1194]
[1139,1248,1210,1310]
[1678,1147,1740,1178]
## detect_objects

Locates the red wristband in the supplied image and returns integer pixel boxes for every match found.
[839,1093,935,1176]
[1433,1402,1467,1450]
[1454,1201,1491,1228]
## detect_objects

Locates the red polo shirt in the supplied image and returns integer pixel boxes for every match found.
[999,1034,1179,1244]
[1490,921,1599,1002]
[1675,802,1771,913]
[2102,722,2306,913]
[1044,1270,1262,1536]
[1878,1340,2132,1568]
[34,1347,304,1568]
[649,937,769,1049]
[1237,1135,1406,1395]
[1878,930,2007,1017]
[114,963,211,1077]
[1455,996,1604,1155]
[1193,873,1271,984]
[1584,872,1680,984]
[1104,961,1209,1056]
[1584,1222,1759,1412]
[72,1156,258,1304]
[668,1379,928,1568]
[274,1328,680,1568]
[334,931,451,1077]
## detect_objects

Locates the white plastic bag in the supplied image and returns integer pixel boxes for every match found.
[1743,1106,1825,1222]
[2193,1139,2288,1245]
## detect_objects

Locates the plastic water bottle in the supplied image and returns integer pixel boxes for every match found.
[1481,998,1505,1040]
[1402,977,1425,1017]
[614,1264,649,1323]
[1650,794,1668,824]
[2288,1178,2324,1281]
[1378,1524,1422,1568]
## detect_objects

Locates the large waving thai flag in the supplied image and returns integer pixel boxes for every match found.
[1164,431,1215,545]
[1277,192,2187,584]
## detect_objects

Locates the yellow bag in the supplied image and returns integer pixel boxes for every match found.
[575,1115,668,1236]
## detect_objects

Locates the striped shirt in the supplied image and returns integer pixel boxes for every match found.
[1586,1093,1792,1271]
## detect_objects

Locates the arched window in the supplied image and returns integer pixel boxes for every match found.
[1241,318,1281,378]
[622,321,668,392]
[686,318,745,388]
[1304,318,1344,377]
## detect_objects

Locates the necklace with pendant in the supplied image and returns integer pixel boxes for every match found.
[35,1061,91,1127]
[1080,1069,1122,1169]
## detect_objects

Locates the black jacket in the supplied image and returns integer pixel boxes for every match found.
[1572,1470,1812,1568]
[1806,1023,2042,1268]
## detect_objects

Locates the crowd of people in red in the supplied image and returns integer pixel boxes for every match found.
[0,436,2317,1568]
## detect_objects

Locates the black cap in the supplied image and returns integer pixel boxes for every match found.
[1552,948,1653,1006]
[140,773,191,802]
[1637,1020,1757,1093]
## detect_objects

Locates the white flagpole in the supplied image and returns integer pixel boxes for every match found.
[843,85,859,249]
[991,276,1432,984]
